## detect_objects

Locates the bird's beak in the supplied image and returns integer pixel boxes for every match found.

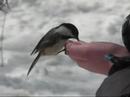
[72,36,80,41]
[76,37,80,41]
[69,35,80,41]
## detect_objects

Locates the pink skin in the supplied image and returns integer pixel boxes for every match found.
[65,40,130,75]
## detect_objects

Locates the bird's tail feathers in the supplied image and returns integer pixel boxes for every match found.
[57,48,66,54]
[30,49,37,55]
[27,53,41,76]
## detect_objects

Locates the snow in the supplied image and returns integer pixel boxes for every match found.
[0,0,129,96]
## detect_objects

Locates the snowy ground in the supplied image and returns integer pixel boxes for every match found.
[0,0,129,96]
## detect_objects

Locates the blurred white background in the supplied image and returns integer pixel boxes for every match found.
[0,0,129,96]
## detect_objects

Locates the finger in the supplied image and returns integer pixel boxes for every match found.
[65,40,88,55]
[60,41,82,55]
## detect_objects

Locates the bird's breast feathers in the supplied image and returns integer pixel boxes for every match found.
[43,40,66,55]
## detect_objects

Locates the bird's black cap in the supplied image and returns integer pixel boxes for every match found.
[60,23,79,41]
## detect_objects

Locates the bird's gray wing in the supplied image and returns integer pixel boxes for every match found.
[31,28,57,55]
[27,53,41,76]
[31,40,50,55]
[28,33,61,76]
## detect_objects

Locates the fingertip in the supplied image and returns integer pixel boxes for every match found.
[66,40,75,44]
[65,40,75,55]
[65,40,76,50]
[66,40,81,46]
[65,40,86,52]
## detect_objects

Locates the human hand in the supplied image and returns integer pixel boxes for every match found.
[65,40,130,75]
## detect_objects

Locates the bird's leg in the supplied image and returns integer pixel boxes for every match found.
[57,48,66,54]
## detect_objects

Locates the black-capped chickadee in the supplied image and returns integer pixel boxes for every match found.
[27,23,79,76]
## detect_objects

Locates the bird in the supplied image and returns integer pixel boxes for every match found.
[105,54,130,76]
[27,23,79,76]
[122,14,130,52]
